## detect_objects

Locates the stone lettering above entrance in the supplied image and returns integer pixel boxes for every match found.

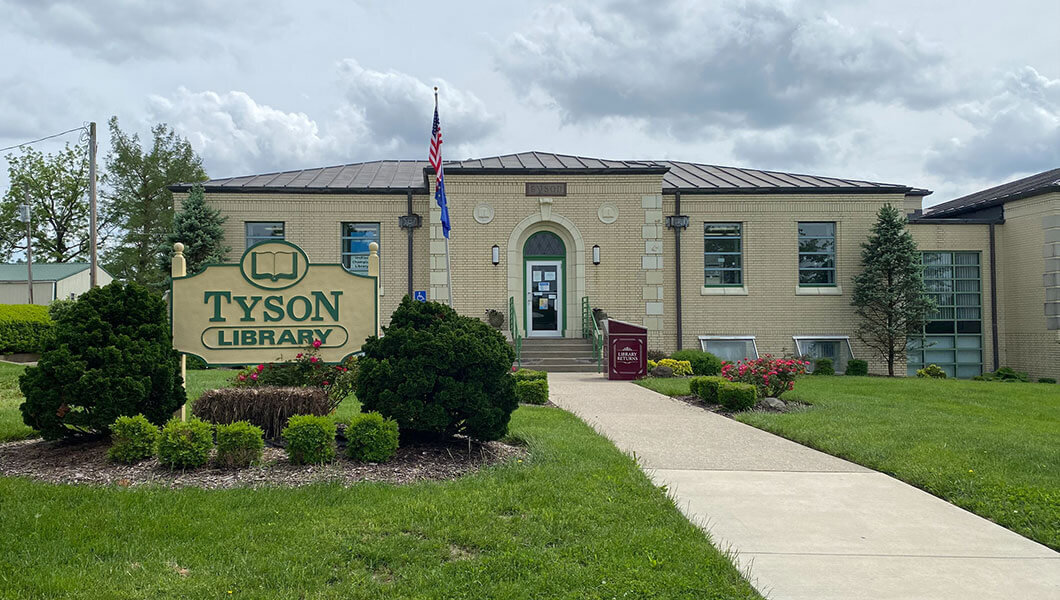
[171,241,378,365]
[526,182,566,197]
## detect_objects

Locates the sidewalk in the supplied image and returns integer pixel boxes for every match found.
[548,372,1060,600]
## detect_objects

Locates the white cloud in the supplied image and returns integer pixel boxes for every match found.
[145,63,500,178]
[495,0,963,136]
[926,66,1060,179]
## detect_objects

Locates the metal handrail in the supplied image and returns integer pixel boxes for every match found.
[509,296,522,368]
[581,296,603,372]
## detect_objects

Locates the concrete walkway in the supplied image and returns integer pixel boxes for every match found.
[549,372,1060,600]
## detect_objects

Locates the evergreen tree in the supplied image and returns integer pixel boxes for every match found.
[157,184,229,276]
[103,116,207,288]
[851,204,936,376]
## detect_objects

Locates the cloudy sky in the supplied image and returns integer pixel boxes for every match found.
[1,0,1057,206]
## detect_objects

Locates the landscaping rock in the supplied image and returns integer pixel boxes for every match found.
[758,397,786,411]
[650,365,674,378]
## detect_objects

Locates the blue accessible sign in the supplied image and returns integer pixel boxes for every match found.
[413,290,427,302]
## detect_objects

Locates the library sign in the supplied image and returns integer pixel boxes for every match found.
[170,240,378,365]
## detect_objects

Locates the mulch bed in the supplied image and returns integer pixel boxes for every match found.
[0,436,526,490]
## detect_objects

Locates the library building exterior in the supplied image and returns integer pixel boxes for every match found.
[171,153,1060,380]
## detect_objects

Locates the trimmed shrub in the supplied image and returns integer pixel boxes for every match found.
[157,418,213,469]
[19,282,185,440]
[355,297,518,441]
[107,414,160,464]
[512,368,547,382]
[974,367,1030,383]
[690,376,727,404]
[515,379,549,405]
[670,349,722,376]
[1038,377,1057,384]
[193,386,330,440]
[646,349,668,362]
[656,358,692,376]
[812,358,835,375]
[916,364,947,379]
[215,421,264,468]
[0,303,54,354]
[282,415,336,465]
[344,412,399,463]
[46,299,76,322]
[718,381,757,412]
[845,359,869,376]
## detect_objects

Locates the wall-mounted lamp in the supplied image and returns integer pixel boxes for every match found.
[491,244,500,265]
[592,244,601,265]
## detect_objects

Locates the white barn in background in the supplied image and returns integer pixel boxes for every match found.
[0,263,113,305]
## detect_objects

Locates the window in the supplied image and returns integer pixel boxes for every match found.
[699,336,758,362]
[794,336,854,373]
[907,252,982,378]
[703,223,743,286]
[245,222,284,249]
[341,223,381,274]
[798,222,836,286]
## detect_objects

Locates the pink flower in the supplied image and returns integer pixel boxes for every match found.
[257,364,265,372]
[322,380,329,386]
[310,356,318,363]
[296,353,303,359]
[250,373,258,380]
[237,374,245,381]
[313,339,322,348]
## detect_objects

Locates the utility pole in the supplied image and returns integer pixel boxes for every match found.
[88,121,98,287]
[19,196,34,304]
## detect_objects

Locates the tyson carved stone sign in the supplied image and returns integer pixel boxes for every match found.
[170,240,378,366]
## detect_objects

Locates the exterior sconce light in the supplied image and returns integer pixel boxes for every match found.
[592,244,601,265]
[491,244,500,265]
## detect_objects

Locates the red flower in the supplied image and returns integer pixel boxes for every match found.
[313,339,322,348]
[322,380,329,386]
[257,364,265,372]
[250,373,258,380]
[310,356,318,363]
[296,353,303,359]
[237,374,245,381]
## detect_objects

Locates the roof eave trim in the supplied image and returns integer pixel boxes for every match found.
[926,184,1060,217]
[168,185,427,195]
[662,186,916,195]
[439,167,671,176]
[909,217,1005,225]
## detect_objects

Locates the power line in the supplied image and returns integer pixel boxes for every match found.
[0,126,88,153]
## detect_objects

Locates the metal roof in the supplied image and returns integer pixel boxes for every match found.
[923,167,1060,218]
[0,263,90,282]
[172,151,925,196]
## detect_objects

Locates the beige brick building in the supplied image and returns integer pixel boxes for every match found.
[171,154,1059,380]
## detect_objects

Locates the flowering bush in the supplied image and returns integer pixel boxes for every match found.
[233,340,357,411]
[721,355,808,398]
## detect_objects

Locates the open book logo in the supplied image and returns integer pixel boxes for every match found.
[240,241,309,290]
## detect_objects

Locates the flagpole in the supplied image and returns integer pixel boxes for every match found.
[435,87,454,308]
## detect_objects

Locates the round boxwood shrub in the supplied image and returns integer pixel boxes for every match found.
[345,412,399,463]
[19,282,185,440]
[215,421,265,468]
[107,414,160,464]
[669,349,722,376]
[157,418,214,469]
[515,378,549,405]
[282,414,336,465]
[690,376,726,404]
[718,381,757,411]
[916,364,947,379]
[812,357,835,375]
[845,359,869,376]
[355,297,518,441]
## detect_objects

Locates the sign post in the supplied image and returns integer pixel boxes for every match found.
[171,240,379,371]
[172,243,187,420]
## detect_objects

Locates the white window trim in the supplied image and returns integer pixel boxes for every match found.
[793,336,855,371]
[698,335,760,359]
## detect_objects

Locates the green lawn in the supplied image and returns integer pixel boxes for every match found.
[0,362,35,442]
[0,366,759,598]
[637,375,1060,550]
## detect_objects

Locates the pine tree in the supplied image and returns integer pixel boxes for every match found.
[158,184,229,276]
[851,204,936,376]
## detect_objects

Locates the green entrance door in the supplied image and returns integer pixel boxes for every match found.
[523,231,566,338]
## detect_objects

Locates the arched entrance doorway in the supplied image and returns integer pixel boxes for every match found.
[524,231,565,337]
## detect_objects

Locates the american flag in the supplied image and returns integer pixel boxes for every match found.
[430,103,450,239]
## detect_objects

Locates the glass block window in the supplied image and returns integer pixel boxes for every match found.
[699,336,758,362]
[704,223,743,286]
[907,252,982,378]
[342,223,380,274]
[794,336,854,373]
[798,222,836,286]
[245,222,284,248]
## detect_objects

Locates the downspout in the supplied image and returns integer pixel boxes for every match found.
[665,192,688,351]
[674,192,683,350]
[407,190,414,296]
[398,190,422,298]
[989,223,999,371]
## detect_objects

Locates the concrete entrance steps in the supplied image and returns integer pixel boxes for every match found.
[518,338,601,373]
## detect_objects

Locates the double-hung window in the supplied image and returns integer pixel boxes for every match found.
[245,222,284,249]
[798,222,836,286]
[341,222,380,274]
[704,223,743,286]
